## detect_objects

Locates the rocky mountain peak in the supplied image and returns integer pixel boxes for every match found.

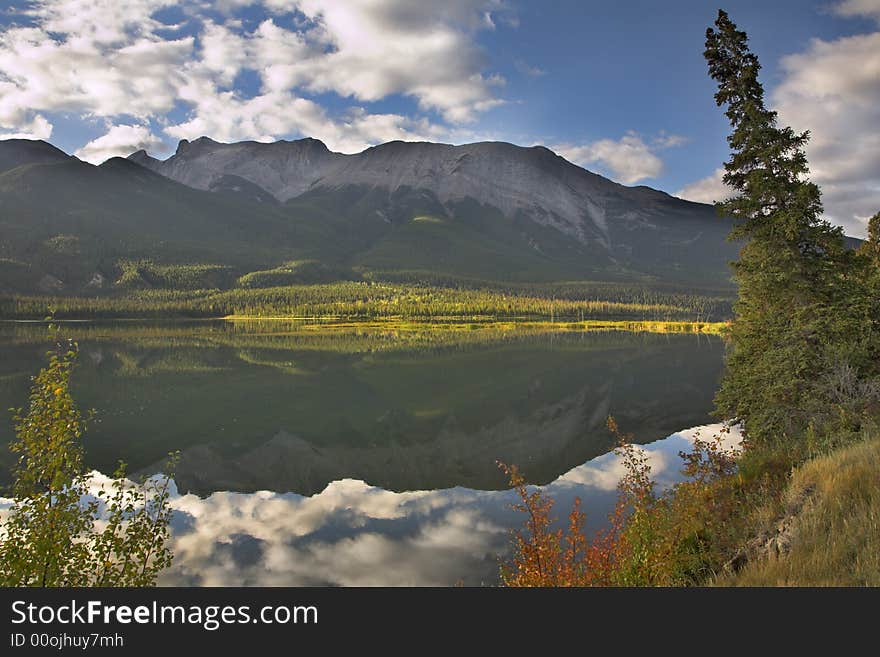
[128,149,160,167]
[120,136,725,256]
[129,136,342,201]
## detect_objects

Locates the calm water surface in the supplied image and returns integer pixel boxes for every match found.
[0,320,726,585]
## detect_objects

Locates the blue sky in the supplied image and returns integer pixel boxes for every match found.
[0,0,878,235]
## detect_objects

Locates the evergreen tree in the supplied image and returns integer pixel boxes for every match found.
[861,212,880,345]
[705,10,872,446]
[863,212,880,265]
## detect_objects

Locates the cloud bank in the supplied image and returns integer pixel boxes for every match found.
[773,28,880,237]
[0,0,508,161]
[677,1,880,237]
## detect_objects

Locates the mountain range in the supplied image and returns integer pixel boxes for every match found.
[0,136,743,295]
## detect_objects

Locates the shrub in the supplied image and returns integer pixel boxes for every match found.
[0,334,176,586]
[498,462,618,587]
[499,417,747,587]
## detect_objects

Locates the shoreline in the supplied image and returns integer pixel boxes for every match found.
[0,316,728,334]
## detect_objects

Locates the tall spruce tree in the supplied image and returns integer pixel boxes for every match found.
[705,10,871,446]
[862,212,880,339]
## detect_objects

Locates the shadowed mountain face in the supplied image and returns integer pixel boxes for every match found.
[0,139,71,173]
[0,152,317,294]
[0,137,743,293]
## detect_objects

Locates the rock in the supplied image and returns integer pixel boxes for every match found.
[38,274,64,292]
[129,137,337,203]
[86,272,105,288]
[775,533,792,555]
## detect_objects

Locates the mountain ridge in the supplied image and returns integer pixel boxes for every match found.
[0,136,745,295]
[126,135,724,257]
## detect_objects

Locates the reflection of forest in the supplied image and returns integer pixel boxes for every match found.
[0,321,724,495]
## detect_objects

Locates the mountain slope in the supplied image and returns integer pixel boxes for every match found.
[129,137,742,287]
[0,154,337,293]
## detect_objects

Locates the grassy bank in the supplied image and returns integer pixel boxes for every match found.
[223,318,727,333]
[610,426,880,587]
[500,420,880,587]
[717,434,880,586]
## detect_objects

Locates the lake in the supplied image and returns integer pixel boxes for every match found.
[0,320,726,585]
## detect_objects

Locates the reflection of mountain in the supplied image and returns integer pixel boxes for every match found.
[0,323,724,495]
[151,382,610,495]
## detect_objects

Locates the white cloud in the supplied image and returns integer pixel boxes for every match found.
[75,124,167,164]
[653,132,689,149]
[772,30,880,237]
[833,0,880,22]
[26,0,177,45]
[675,167,733,205]
[0,114,53,141]
[553,131,685,185]
[283,0,506,123]
[162,83,445,154]
[326,108,448,152]
[198,20,251,87]
[0,0,507,153]
[0,23,193,130]
[514,59,546,77]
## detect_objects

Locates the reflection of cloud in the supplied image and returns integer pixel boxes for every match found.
[557,444,675,491]
[557,423,741,492]
[0,423,741,586]
[164,481,508,586]
[673,422,742,451]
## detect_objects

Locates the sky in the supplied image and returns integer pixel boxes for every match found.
[0,0,877,237]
